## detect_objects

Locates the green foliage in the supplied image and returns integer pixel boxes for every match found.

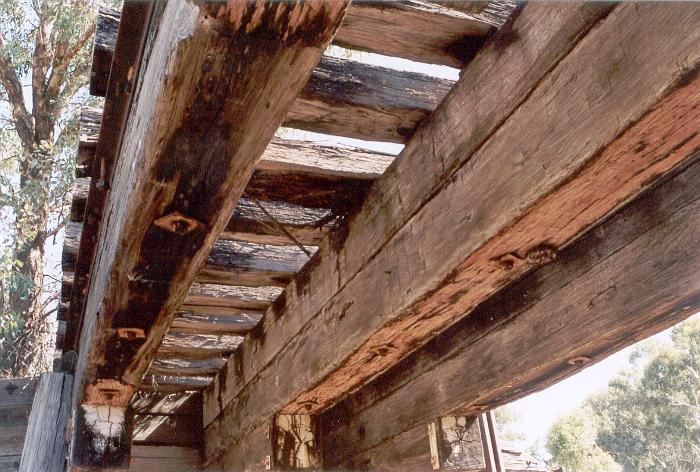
[0,0,97,375]
[547,317,700,472]
[547,405,622,472]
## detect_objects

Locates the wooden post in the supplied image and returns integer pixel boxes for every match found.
[19,373,74,472]
[272,414,319,470]
[483,411,504,472]
[427,416,485,470]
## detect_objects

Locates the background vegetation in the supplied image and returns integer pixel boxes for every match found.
[0,0,97,377]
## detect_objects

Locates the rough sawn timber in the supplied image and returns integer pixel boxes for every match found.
[203,2,700,465]
[71,177,334,246]
[89,8,453,143]
[18,373,73,472]
[316,159,700,469]
[63,221,312,287]
[334,0,515,67]
[70,0,348,469]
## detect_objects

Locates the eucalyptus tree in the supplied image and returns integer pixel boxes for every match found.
[0,0,97,376]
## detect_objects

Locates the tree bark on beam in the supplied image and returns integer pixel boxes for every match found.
[69,0,349,469]
[316,158,700,469]
[202,2,699,465]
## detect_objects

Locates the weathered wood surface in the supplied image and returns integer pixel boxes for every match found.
[19,373,73,472]
[90,10,454,143]
[75,107,398,207]
[71,177,334,246]
[132,390,200,416]
[71,0,348,468]
[89,7,119,97]
[130,446,201,471]
[0,379,36,472]
[63,0,154,362]
[61,273,280,313]
[226,197,331,246]
[203,2,700,464]
[76,108,396,181]
[334,1,515,67]
[203,0,616,431]
[151,358,227,377]
[134,413,202,448]
[285,56,453,142]
[170,311,262,336]
[64,221,311,287]
[259,137,394,179]
[158,332,244,360]
[75,107,102,178]
[316,159,700,469]
[140,375,212,393]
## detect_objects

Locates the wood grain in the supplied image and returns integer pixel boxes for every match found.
[333,0,515,67]
[203,3,699,464]
[317,159,700,468]
[71,178,335,246]
[90,10,454,142]
[18,373,73,472]
[71,0,348,468]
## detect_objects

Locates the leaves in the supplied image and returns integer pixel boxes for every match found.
[547,317,700,472]
[0,0,98,376]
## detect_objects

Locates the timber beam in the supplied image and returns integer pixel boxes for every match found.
[70,177,336,247]
[89,8,455,143]
[69,0,349,469]
[316,158,700,469]
[203,2,700,466]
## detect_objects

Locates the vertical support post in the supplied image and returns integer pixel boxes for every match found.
[272,414,319,470]
[478,411,504,472]
[70,403,134,470]
[485,411,504,472]
[427,416,485,470]
[19,373,74,472]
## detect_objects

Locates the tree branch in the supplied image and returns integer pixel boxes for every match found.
[0,32,34,149]
[46,22,94,105]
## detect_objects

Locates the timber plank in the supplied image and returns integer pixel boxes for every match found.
[140,375,212,392]
[333,1,514,67]
[203,2,699,464]
[90,9,454,142]
[284,56,453,142]
[61,273,280,312]
[89,7,119,97]
[132,391,200,416]
[203,0,618,430]
[71,0,348,467]
[71,179,334,246]
[130,446,202,471]
[317,159,700,468]
[18,373,73,472]
[170,311,262,336]
[158,332,244,360]
[64,220,312,287]
[150,358,226,377]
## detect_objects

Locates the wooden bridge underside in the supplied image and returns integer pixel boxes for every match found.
[55,1,699,470]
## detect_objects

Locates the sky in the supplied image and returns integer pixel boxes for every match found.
[499,311,699,456]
